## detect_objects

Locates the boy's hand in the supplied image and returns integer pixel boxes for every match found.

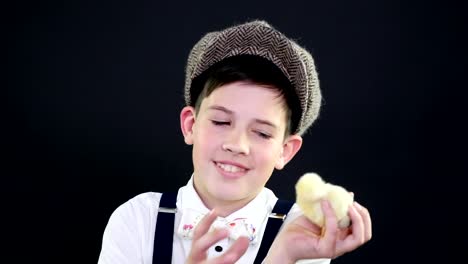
[186,209,250,264]
[264,200,372,264]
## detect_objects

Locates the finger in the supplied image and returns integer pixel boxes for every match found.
[292,215,322,236]
[355,201,372,241]
[336,202,365,253]
[211,236,250,264]
[192,228,230,259]
[349,203,365,242]
[319,200,339,255]
[337,226,351,240]
[193,209,219,241]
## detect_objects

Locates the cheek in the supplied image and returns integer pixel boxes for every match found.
[193,126,220,155]
[255,143,282,167]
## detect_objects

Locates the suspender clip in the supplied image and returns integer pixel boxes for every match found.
[158,207,177,214]
[269,213,287,220]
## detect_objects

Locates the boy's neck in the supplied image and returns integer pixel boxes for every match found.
[200,196,254,218]
[192,183,257,217]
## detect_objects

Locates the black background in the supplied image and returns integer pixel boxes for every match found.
[4,0,465,263]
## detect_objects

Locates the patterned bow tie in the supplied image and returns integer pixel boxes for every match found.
[176,208,257,244]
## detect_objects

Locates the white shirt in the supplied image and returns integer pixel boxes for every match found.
[98,178,330,264]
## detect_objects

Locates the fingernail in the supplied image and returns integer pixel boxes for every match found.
[321,199,330,208]
[354,201,362,210]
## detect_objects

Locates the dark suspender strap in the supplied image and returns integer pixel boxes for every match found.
[253,199,294,264]
[153,192,177,264]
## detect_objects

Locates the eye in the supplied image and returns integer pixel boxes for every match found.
[255,130,272,139]
[211,120,230,126]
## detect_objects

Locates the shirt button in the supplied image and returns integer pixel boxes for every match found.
[215,245,223,252]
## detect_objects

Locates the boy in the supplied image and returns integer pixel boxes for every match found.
[98,20,372,264]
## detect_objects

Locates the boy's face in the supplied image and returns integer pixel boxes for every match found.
[181,81,302,210]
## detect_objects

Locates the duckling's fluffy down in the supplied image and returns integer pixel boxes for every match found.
[295,173,353,228]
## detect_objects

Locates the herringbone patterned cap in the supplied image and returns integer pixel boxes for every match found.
[184,20,321,135]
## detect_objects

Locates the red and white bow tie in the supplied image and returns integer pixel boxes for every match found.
[176,208,257,244]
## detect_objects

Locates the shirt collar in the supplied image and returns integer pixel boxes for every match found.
[176,175,276,234]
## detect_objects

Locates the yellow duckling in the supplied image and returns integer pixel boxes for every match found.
[295,173,353,228]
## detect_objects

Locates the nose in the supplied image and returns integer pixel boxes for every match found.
[222,129,250,155]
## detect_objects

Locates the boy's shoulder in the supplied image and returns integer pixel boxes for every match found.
[110,192,163,219]
[127,191,162,207]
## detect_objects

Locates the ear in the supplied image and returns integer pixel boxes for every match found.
[275,134,303,170]
[180,106,196,145]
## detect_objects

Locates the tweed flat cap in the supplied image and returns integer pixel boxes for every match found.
[184,20,321,135]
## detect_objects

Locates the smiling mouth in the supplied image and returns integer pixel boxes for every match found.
[215,162,248,173]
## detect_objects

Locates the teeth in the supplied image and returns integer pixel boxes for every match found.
[217,163,246,173]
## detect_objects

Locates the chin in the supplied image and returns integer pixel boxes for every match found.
[212,190,243,201]
[209,187,247,202]
[215,185,260,202]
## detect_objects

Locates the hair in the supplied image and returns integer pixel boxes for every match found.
[189,55,301,137]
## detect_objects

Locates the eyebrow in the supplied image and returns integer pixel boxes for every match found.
[208,105,278,129]
[208,105,233,114]
[253,119,278,129]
